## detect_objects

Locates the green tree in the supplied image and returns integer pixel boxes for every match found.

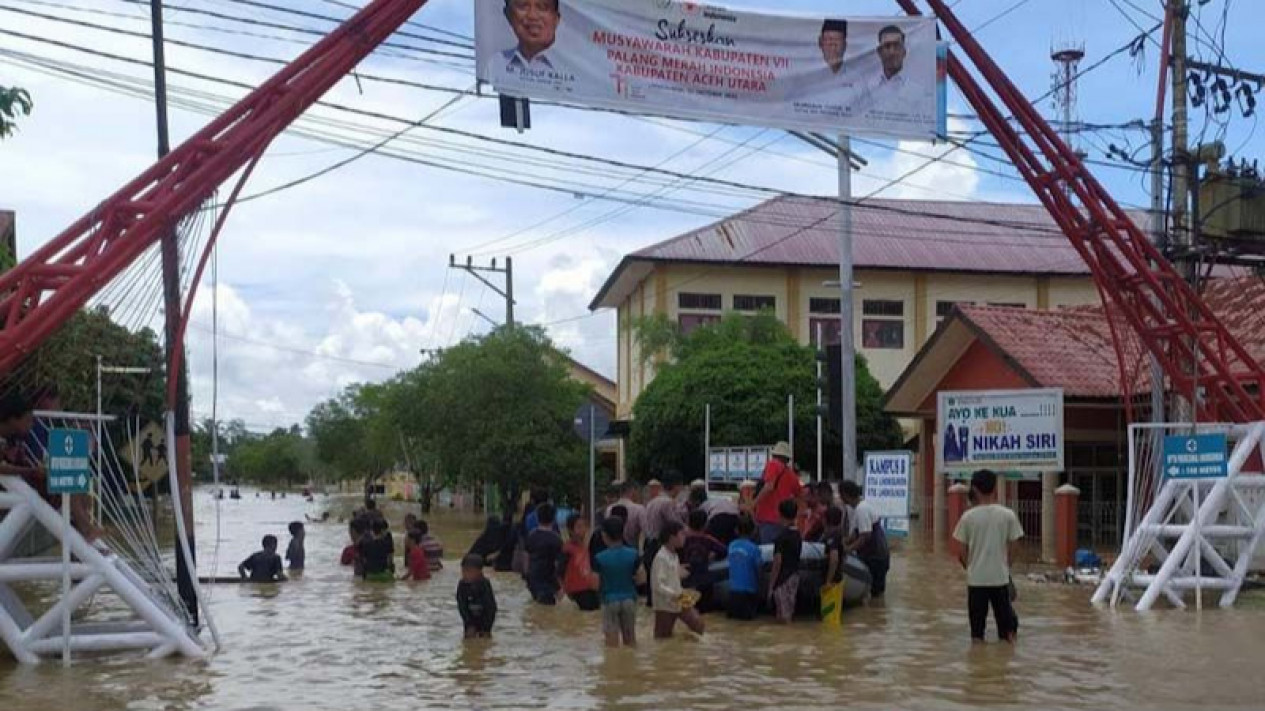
[419,325,588,515]
[627,311,902,481]
[11,307,165,420]
[305,387,375,482]
[0,86,32,140]
[230,428,307,487]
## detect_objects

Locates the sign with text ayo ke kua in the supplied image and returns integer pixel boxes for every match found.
[475,0,944,139]
[47,428,92,494]
[936,389,1064,476]
[1161,433,1228,480]
[863,451,911,537]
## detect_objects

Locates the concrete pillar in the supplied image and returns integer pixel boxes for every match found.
[932,471,947,543]
[1055,484,1081,569]
[947,483,969,558]
[996,478,1008,506]
[1041,471,1058,563]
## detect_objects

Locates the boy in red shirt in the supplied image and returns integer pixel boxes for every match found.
[562,515,600,611]
[402,529,431,581]
[341,518,367,574]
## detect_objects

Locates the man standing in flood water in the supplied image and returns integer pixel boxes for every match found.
[953,469,1022,643]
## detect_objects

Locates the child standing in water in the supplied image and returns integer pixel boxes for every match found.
[402,529,431,581]
[341,518,367,574]
[417,520,445,572]
[767,499,802,624]
[359,518,395,582]
[562,515,600,611]
[286,521,305,572]
[594,516,640,647]
[238,535,286,582]
[726,515,761,621]
[651,522,704,639]
[456,554,497,639]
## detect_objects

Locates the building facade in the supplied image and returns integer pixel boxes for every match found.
[590,196,1124,421]
[883,276,1265,560]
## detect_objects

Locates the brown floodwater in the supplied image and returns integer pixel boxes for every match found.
[2,488,1264,710]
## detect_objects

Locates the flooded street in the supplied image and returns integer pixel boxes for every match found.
[2,487,1264,710]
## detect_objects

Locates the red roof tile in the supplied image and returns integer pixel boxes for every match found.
[632,195,1141,274]
[957,305,1121,398]
[952,276,1265,398]
[592,195,1150,309]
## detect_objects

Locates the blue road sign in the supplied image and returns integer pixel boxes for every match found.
[47,428,92,494]
[1162,433,1229,480]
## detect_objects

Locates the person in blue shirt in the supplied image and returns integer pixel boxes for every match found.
[594,515,641,647]
[726,515,762,620]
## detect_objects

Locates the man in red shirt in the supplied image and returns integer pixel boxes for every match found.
[753,442,803,544]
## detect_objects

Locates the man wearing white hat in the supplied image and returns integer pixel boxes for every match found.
[753,441,803,544]
[737,479,758,517]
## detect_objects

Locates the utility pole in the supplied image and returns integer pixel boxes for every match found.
[1170,0,1193,284]
[448,255,514,513]
[836,134,857,483]
[449,255,515,328]
[150,0,197,625]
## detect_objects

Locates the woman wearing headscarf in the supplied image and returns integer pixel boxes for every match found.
[468,515,507,568]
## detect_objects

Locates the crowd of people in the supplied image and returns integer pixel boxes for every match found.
[234,446,1023,646]
[457,439,901,643]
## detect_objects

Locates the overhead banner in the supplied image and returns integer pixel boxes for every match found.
[936,389,1065,475]
[475,0,941,139]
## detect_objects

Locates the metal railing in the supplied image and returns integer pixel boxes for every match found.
[1078,499,1124,548]
[1013,499,1043,541]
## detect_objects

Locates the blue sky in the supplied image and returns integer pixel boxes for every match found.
[0,0,1259,431]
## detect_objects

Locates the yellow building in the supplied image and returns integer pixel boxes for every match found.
[589,196,1136,477]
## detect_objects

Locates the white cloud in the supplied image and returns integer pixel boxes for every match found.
[4,1,1105,431]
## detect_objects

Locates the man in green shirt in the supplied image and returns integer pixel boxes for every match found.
[953,469,1022,643]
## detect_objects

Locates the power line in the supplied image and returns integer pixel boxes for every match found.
[8,0,467,65]
[0,3,474,64]
[0,28,1103,240]
[307,0,473,42]
[194,0,472,49]
[3,2,1171,203]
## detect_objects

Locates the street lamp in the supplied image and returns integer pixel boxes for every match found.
[96,357,152,521]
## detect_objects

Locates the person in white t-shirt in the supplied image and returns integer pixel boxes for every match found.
[953,469,1023,643]
[840,480,890,597]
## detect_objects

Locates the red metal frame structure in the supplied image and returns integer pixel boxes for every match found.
[899,0,1265,423]
[0,0,426,388]
[0,0,1261,425]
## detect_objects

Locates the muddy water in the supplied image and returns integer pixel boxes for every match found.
[2,488,1263,710]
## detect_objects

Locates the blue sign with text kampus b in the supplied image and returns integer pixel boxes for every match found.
[47,428,91,494]
[1162,433,1228,480]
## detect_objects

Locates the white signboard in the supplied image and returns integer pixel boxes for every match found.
[863,450,911,537]
[707,446,769,482]
[746,447,768,479]
[708,449,728,480]
[726,448,747,482]
[475,0,942,139]
[936,389,1064,474]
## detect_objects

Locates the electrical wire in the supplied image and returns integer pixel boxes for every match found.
[7,0,467,67]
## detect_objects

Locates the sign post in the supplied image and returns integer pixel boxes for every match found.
[48,427,92,667]
[936,389,1065,476]
[574,404,609,526]
[1161,432,1229,612]
[863,451,913,537]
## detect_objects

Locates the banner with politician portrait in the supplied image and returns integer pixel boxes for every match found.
[475,0,942,140]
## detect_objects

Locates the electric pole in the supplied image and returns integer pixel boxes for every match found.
[449,255,515,328]
[1170,0,1193,284]
[149,0,197,624]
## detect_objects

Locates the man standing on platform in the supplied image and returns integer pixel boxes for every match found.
[753,442,802,544]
